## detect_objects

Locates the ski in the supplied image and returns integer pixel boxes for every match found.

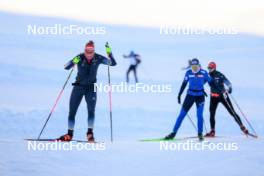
[140,136,199,142]
[25,138,103,143]
[140,136,223,142]
[246,133,258,138]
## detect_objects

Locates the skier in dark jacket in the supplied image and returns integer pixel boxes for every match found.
[165,58,214,141]
[205,61,248,137]
[58,41,117,142]
[123,51,141,83]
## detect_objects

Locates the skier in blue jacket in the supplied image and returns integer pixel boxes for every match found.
[165,58,213,141]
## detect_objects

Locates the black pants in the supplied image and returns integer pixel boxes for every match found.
[209,94,243,130]
[126,65,138,83]
[68,85,97,130]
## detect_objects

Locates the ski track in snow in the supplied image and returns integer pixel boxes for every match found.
[0,11,264,176]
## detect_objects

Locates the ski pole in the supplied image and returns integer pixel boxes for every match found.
[229,94,258,136]
[106,42,113,143]
[221,93,246,131]
[203,120,208,134]
[37,67,74,139]
[186,113,198,132]
[107,65,113,142]
[187,111,208,133]
[222,92,257,137]
[178,101,197,132]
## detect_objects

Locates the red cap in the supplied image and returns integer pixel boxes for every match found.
[208,62,216,69]
[85,41,95,51]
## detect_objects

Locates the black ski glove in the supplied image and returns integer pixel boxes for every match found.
[228,87,232,94]
[178,94,181,104]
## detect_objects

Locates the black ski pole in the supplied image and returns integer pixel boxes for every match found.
[229,94,258,137]
[37,67,74,139]
[106,42,113,142]
[222,92,257,137]
[221,93,245,129]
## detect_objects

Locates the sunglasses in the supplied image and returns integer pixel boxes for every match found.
[191,65,199,68]
[85,49,94,54]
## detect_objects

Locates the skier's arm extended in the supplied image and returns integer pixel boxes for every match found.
[64,55,80,70]
[123,54,130,58]
[177,73,188,104]
[223,74,232,93]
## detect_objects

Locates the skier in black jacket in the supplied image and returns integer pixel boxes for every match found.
[58,41,117,142]
[123,51,141,83]
[205,61,248,137]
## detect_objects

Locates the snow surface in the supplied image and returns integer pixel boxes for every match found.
[0,11,264,176]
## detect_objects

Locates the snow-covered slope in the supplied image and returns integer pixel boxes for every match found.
[0,11,264,176]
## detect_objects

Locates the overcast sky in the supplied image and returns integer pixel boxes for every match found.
[0,0,263,35]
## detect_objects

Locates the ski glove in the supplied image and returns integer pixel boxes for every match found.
[228,87,232,94]
[73,56,81,64]
[105,42,112,55]
[177,95,181,104]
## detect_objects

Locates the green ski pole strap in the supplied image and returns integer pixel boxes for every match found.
[105,42,112,55]
[72,56,81,64]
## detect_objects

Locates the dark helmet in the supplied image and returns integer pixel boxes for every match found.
[191,58,200,65]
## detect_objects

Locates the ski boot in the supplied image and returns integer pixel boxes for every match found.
[87,128,95,142]
[198,133,204,141]
[205,130,215,137]
[164,132,176,140]
[57,130,73,142]
[240,125,249,135]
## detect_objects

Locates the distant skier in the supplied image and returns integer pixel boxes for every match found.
[58,41,117,142]
[123,51,141,83]
[165,58,214,141]
[205,61,248,137]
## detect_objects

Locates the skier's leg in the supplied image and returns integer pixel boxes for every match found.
[221,95,249,134]
[84,86,97,142]
[172,95,195,133]
[68,86,84,131]
[133,66,138,83]
[84,88,97,130]
[195,96,205,135]
[209,97,219,130]
[221,95,243,126]
[126,66,132,83]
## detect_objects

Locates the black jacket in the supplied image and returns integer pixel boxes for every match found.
[209,70,232,94]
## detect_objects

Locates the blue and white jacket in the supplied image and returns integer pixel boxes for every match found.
[179,69,213,96]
